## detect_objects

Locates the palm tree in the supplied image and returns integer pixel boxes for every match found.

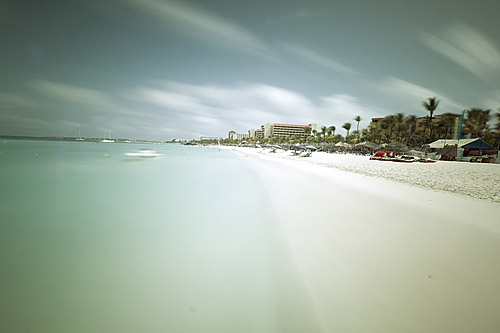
[422,97,440,142]
[366,122,381,143]
[394,113,405,141]
[495,110,500,149]
[381,115,396,143]
[435,113,458,140]
[342,122,352,138]
[405,115,417,145]
[361,128,369,142]
[321,126,327,138]
[464,108,490,138]
[353,115,362,133]
[328,125,336,136]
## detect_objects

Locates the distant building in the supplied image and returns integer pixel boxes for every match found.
[200,136,222,141]
[228,131,249,140]
[247,128,265,139]
[256,123,317,138]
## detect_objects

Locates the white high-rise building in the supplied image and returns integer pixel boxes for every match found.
[259,123,317,138]
[228,131,249,140]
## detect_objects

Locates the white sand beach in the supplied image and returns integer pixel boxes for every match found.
[227,146,500,332]
[237,147,500,203]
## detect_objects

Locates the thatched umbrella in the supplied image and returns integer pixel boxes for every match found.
[352,142,380,153]
[334,142,352,151]
[382,142,409,153]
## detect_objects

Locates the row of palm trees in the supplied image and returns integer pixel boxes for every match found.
[217,97,500,148]
[363,98,500,148]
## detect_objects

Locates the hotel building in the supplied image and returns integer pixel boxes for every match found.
[228,131,249,140]
[249,123,317,139]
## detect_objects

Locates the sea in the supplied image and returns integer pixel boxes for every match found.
[0,139,318,332]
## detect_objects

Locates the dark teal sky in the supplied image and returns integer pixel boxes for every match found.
[2,0,500,140]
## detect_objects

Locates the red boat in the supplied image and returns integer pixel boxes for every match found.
[370,151,413,162]
[370,152,436,163]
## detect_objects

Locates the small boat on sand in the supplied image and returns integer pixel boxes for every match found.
[370,152,436,163]
[124,149,162,158]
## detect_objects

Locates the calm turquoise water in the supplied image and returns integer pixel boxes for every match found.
[0,140,317,332]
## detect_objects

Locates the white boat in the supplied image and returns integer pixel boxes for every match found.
[76,131,84,141]
[101,130,114,143]
[124,149,162,158]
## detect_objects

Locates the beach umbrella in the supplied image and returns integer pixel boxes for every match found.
[383,142,409,153]
[353,142,380,151]
[304,145,317,151]
[271,145,282,149]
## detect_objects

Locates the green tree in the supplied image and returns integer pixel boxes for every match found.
[494,110,500,149]
[333,134,344,143]
[342,122,352,138]
[464,108,490,138]
[404,115,417,146]
[353,115,362,133]
[321,126,328,138]
[328,126,336,136]
[422,97,440,142]
[495,110,500,131]
[394,113,405,141]
[435,113,458,140]
[381,115,396,143]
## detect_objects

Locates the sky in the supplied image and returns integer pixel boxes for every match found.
[1,0,500,140]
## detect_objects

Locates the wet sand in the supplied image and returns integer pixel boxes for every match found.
[231,147,500,332]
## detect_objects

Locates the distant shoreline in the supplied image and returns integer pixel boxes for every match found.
[0,135,168,144]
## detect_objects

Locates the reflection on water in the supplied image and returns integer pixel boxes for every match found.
[0,140,318,332]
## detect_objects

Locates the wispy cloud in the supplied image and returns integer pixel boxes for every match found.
[32,80,174,137]
[131,81,315,136]
[123,0,270,57]
[35,80,118,110]
[129,81,380,138]
[420,22,500,78]
[480,90,500,111]
[283,44,360,76]
[0,91,63,136]
[266,9,314,25]
[0,92,36,109]
[320,94,382,127]
[379,77,465,114]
